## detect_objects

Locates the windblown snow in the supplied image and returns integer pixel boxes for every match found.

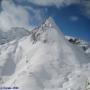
[0,17,90,90]
[0,27,30,45]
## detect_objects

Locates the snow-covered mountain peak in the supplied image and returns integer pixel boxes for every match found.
[44,17,56,27]
[0,17,90,90]
[30,17,65,44]
[39,17,59,32]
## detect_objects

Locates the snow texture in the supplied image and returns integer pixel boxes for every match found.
[0,17,90,90]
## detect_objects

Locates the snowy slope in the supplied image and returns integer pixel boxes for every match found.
[65,36,90,59]
[0,27,30,45]
[0,17,90,90]
[86,48,90,54]
[86,48,90,59]
[65,36,90,51]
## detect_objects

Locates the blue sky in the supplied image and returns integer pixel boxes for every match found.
[47,5,90,42]
[0,0,90,42]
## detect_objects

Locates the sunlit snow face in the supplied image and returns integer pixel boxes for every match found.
[80,0,90,19]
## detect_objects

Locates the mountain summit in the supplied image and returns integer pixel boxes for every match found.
[44,17,57,27]
[0,17,90,90]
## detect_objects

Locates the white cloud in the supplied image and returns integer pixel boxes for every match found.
[27,0,90,19]
[0,0,33,31]
[0,0,80,31]
[0,0,47,31]
[15,0,90,20]
[25,6,46,26]
[69,16,79,21]
[80,0,90,19]
[16,0,79,7]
